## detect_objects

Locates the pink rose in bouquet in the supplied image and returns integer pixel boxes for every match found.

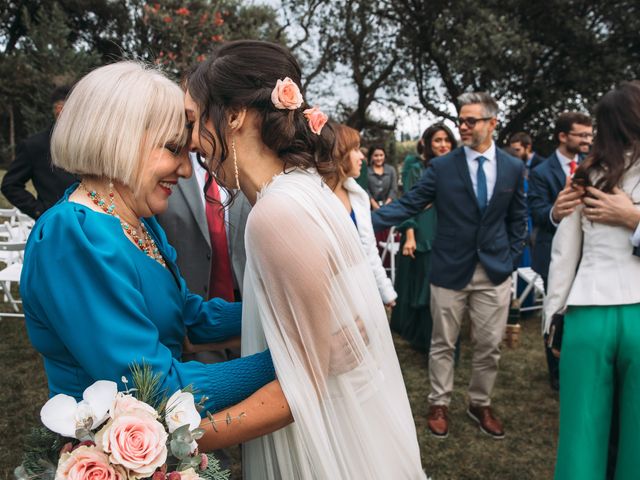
[55,446,126,480]
[110,393,158,419]
[96,411,168,478]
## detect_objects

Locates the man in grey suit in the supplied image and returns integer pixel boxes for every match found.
[156,153,251,362]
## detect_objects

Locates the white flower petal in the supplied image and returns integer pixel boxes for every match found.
[40,394,78,437]
[83,380,118,429]
[165,390,201,433]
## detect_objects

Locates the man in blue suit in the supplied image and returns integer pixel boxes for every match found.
[527,112,592,391]
[372,92,527,440]
[508,131,546,175]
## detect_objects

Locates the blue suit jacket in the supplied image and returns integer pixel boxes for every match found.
[527,152,566,281]
[372,146,527,290]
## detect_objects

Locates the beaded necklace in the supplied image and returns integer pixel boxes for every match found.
[80,182,166,267]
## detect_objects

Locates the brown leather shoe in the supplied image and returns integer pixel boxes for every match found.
[467,404,505,439]
[427,405,449,438]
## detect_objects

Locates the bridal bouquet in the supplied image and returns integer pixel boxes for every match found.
[15,367,229,480]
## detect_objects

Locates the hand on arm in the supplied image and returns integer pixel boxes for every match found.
[583,186,640,230]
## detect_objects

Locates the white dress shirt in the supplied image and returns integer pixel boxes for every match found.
[464,142,497,203]
[555,149,578,178]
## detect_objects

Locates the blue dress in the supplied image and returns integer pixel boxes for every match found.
[21,185,275,415]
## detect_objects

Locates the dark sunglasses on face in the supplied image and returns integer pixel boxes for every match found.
[457,116,492,128]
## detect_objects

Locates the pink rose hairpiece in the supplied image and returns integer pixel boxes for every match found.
[271,77,304,110]
[303,106,328,135]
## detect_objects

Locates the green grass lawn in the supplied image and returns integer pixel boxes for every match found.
[0,314,557,480]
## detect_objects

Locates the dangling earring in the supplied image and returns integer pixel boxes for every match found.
[231,137,240,190]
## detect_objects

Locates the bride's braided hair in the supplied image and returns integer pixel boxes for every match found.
[187,40,336,186]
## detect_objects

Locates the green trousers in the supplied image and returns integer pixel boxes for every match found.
[555,304,640,480]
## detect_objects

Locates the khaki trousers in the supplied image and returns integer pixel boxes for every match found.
[428,264,511,406]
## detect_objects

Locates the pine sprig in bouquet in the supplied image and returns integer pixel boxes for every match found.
[15,364,230,480]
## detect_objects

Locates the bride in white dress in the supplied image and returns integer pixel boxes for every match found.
[185,40,427,480]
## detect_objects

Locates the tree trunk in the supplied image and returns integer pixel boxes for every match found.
[9,103,15,162]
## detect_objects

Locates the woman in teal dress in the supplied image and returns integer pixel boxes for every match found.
[20,61,293,450]
[391,123,457,351]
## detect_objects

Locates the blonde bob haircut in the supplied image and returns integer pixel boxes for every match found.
[51,61,187,190]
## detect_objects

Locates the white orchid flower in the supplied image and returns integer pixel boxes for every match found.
[40,380,118,438]
[165,390,201,453]
[165,390,201,433]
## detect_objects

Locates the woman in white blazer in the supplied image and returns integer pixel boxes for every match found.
[324,123,397,306]
[544,81,640,480]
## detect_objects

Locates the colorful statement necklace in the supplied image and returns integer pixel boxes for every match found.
[80,182,166,267]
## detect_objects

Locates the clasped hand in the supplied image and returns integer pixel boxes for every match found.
[551,176,584,223]
[582,186,640,230]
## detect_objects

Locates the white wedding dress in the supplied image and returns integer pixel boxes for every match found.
[241,169,427,480]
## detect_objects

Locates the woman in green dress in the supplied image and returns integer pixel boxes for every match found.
[391,123,457,351]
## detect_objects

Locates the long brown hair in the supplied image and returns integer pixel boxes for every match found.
[575,81,640,192]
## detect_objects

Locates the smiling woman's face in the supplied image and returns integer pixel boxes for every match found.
[133,136,192,217]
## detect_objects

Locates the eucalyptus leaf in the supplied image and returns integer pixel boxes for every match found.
[171,423,193,443]
[170,439,191,460]
[206,412,218,433]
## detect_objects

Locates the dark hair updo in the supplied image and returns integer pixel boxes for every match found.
[187,40,335,185]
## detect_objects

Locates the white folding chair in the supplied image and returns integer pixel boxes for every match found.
[0,240,26,318]
[11,215,33,241]
[511,267,546,312]
[0,223,25,263]
[378,226,400,285]
[0,207,19,223]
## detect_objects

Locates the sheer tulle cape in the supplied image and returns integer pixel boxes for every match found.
[241,170,426,479]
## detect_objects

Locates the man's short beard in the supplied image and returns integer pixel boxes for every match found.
[565,143,582,155]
